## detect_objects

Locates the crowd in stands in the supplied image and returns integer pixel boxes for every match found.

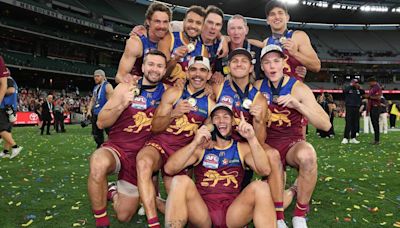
[17,87,91,116]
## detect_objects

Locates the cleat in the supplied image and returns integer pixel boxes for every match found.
[10,146,23,159]
[292,216,308,228]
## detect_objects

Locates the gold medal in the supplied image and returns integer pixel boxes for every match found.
[188,97,197,107]
[206,124,215,132]
[132,88,140,96]
[242,98,252,109]
[272,95,279,104]
[279,37,287,43]
[187,43,196,53]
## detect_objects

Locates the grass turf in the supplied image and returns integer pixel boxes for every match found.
[0,118,399,227]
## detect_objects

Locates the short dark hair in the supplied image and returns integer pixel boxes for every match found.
[205,5,224,20]
[185,5,206,19]
[265,0,288,16]
[143,49,167,65]
[145,2,172,22]
[367,77,377,82]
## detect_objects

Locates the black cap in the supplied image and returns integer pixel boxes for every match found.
[210,103,234,117]
[228,48,253,62]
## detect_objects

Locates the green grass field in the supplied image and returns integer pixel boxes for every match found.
[0,119,399,227]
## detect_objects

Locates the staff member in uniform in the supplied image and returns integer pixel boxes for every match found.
[86,69,113,148]
[365,77,382,145]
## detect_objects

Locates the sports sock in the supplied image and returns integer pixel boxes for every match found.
[293,201,309,217]
[275,202,285,220]
[93,207,110,227]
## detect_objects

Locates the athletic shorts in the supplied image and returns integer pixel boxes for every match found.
[145,140,188,177]
[266,137,304,168]
[202,193,238,228]
[0,109,12,132]
[101,142,138,190]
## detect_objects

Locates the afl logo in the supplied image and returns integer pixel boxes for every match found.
[220,95,233,106]
[29,113,39,121]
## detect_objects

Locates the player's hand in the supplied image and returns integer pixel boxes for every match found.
[211,72,224,85]
[236,111,255,140]
[217,36,229,58]
[130,25,146,37]
[172,46,189,60]
[295,66,307,78]
[171,99,192,118]
[122,74,141,85]
[121,85,137,108]
[204,84,214,96]
[281,38,298,56]
[249,103,263,123]
[277,94,301,110]
[173,78,186,89]
[194,125,212,146]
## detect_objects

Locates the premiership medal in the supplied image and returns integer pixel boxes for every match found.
[242,98,252,109]
[187,42,196,53]
[188,97,197,107]
[279,37,287,43]
[206,124,215,132]
[272,95,279,104]
[132,87,140,97]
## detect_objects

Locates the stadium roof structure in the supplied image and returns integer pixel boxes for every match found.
[143,0,400,24]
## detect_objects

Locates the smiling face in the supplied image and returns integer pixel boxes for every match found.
[261,51,284,83]
[183,11,204,38]
[187,62,211,91]
[211,109,233,137]
[266,7,289,33]
[202,12,223,41]
[228,54,253,79]
[142,54,166,84]
[227,17,248,46]
[147,11,170,40]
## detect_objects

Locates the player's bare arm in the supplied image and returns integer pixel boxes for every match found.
[164,125,210,175]
[282,82,331,131]
[115,36,143,83]
[97,83,135,129]
[237,112,271,176]
[287,31,321,72]
[151,86,192,133]
[251,93,268,143]
[105,83,114,99]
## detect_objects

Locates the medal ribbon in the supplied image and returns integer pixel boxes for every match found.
[183,81,205,99]
[232,80,250,105]
[269,77,284,102]
[138,79,158,95]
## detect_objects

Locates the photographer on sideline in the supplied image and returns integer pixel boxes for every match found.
[86,70,113,148]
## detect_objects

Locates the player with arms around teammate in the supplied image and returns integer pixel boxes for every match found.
[87,50,167,228]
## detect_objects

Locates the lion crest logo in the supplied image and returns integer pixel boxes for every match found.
[167,115,200,136]
[123,112,153,133]
[267,108,291,127]
[201,170,239,188]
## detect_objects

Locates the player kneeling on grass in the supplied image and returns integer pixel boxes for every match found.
[164,103,277,228]
[87,50,167,228]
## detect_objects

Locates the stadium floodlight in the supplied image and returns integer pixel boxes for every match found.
[360,5,388,12]
[301,0,328,8]
[392,7,400,13]
[278,0,299,5]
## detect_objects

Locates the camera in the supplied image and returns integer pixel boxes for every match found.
[80,119,91,128]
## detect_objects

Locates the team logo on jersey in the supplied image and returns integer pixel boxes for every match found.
[203,154,219,169]
[200,170,239,188]
[220,95,233,107]
[167,115,200,137]
[123,112,153,133]
[131,96,147,110]
[267,108,291,127]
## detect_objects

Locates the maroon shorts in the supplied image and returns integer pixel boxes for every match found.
[202,193,238,228]
[101,142,138,186]
[301,117,308,126]
[266,137,304,168]
[145,140,188,177]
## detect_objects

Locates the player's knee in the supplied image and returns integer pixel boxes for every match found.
[89,152,112,179]
[296,145,317,170]
[136,156,154,176]
[171,175,192,189]
[116,211,133,223]
[249,180,272,197]
[267,148,281,165]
